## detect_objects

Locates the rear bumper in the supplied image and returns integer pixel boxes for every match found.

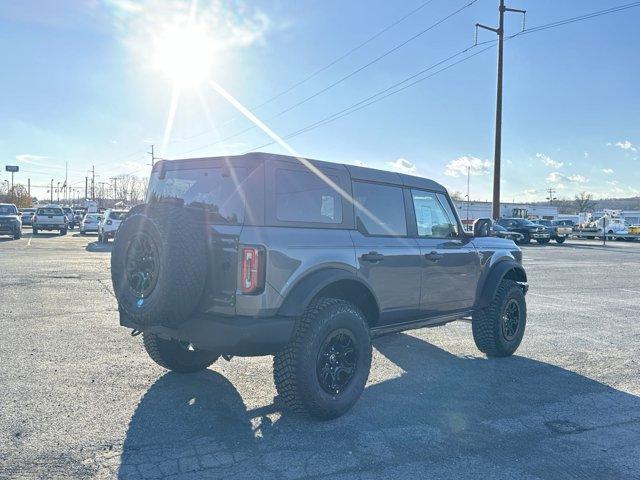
[34,224,66,230]
[120,312,296,356]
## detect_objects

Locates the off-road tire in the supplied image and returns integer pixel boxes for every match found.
[536,238,550,245]
[111,203,208,328]
[60,228,67,236]
[555,236,566,244]
[472,279,526,358]
[273,298,372,420]
[143,333,219,373]
[13,231,21,240]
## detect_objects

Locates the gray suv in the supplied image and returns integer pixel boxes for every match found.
[111,153,528,419]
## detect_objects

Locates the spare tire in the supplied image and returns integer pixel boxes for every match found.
[111,203,208,328]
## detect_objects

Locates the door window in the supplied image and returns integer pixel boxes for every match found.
[411,190,459,237]
[352,182,406,236]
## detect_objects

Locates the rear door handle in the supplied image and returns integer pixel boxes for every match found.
[425,251,443,262]
[361,251,384,263]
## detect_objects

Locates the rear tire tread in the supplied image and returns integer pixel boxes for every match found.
[273,297,370,419]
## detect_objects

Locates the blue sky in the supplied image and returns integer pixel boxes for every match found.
[0,0,638,202]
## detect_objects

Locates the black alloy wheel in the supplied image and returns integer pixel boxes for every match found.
[501,299,521,341]
[125,233,160,298]
[316,329,358,395]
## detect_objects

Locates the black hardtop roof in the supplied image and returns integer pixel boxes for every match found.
[159,152,447,193]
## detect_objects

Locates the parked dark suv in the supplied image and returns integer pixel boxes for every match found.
[111,153,529,419]
[497,218,550,245]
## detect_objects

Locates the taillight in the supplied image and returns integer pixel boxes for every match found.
[64,216,68,223]
[33,215,38,223]
[106,220,113,225]
[240,246,265,294]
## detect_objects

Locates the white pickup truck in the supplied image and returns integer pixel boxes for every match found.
[33,205,68,235]
[537,219,572,244]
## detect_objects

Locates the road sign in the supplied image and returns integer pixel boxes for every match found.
[5,165,19,172]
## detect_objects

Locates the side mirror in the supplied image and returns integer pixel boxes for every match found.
[473,218,494,237]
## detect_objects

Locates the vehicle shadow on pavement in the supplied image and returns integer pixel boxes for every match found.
[86,241,113,253]
[113,333,640,479]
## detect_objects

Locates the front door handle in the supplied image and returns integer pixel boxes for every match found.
[425,251,443,262]
[361,251,384,263]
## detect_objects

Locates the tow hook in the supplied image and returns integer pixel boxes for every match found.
[130,329,142,337]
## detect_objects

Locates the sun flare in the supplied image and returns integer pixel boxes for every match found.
[153,23,214,88]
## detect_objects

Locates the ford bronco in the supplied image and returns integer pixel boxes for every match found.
[111,152,528,419]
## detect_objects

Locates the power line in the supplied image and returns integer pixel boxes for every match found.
[179,0,480,156]
[243,1,640,153]
[515,1,640,36]
[248,43,496,152]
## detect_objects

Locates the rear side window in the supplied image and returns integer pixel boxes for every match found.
[147,167,248,225]
[275,169,343,224]
[352,182,406,236]
[37,208,63,215]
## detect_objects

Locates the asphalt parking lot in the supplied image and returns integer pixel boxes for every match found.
[1,230,639,479]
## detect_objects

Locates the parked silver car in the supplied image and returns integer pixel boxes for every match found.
[80,213,102,234]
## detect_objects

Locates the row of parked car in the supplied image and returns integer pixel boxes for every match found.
[489,218,573,245]
[0,202,128,242]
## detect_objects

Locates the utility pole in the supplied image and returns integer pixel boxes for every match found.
[546,187,557,205]
[148,144,157,168]
[92,165,95,201]
[476,1,526,219]
[57,181,60,203]
[27,178,30,199]
[466,165,471,229]
[110,177,119,204]
[50,179,54,203]
[85,177,88,201]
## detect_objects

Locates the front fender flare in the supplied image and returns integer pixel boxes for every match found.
[476,260,527,309]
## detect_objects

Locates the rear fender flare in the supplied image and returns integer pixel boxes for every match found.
[277,268,378,318]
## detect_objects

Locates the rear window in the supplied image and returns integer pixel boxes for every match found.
[37,208,63,215]
[0,205,18,215]
[148,166,248,225]
[275,168,343,224]
[109,211,127,220]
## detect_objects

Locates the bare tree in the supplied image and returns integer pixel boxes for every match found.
[574,192,597,213]
[449,191,464,201]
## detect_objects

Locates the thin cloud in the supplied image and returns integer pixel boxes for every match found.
[444,156,491,177]
[15,154,63,170]
[602,168,614,174]
[547,172,588,184]
[536,153,563,169]
[387,158,417,174]
[609,140,637,152]
[107,0,270,62]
